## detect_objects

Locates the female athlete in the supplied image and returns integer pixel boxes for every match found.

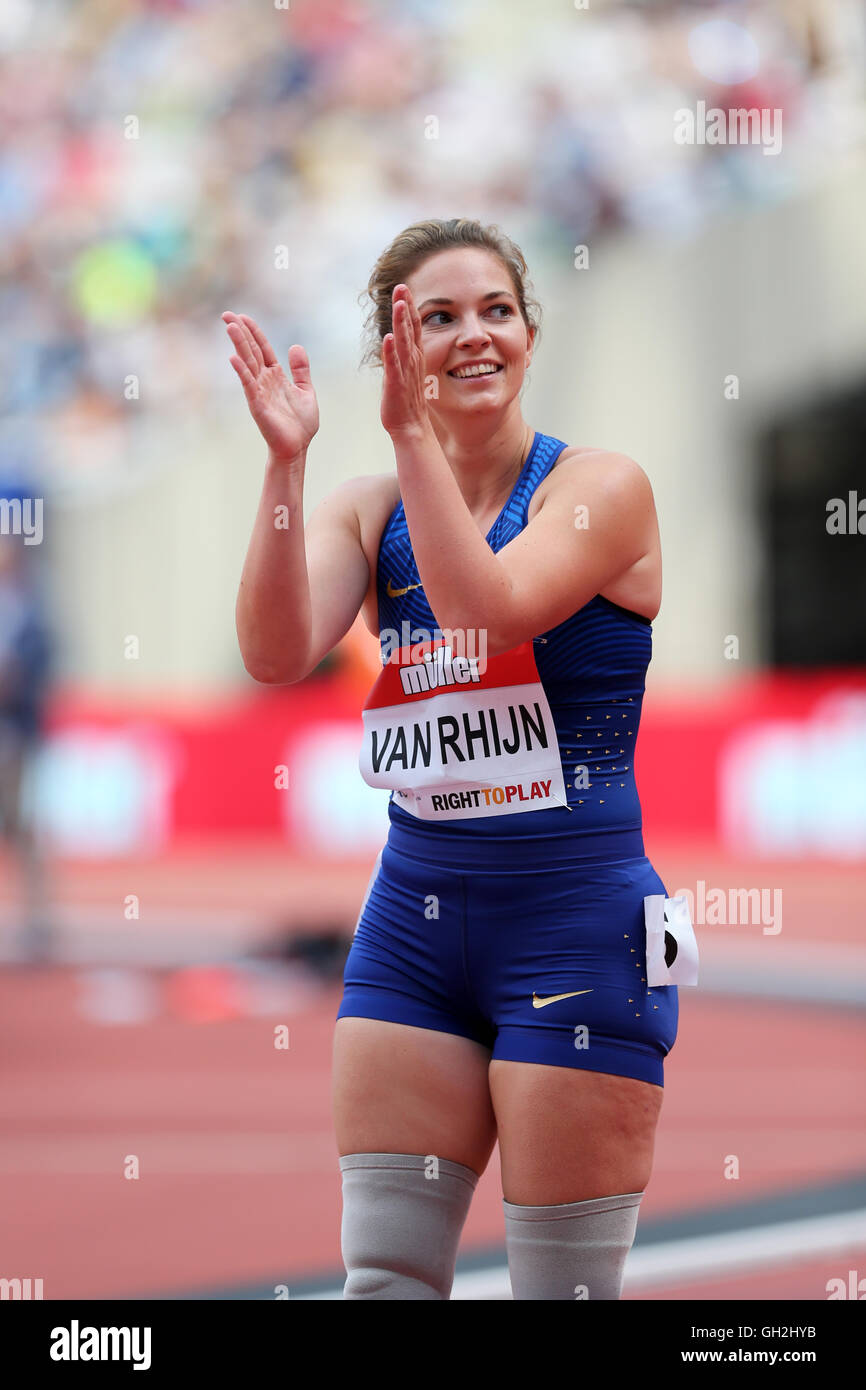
[228,218,678,1300]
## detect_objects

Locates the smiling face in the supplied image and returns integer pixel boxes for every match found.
[405,247,534,416]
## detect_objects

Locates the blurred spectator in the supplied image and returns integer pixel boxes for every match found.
[0,527,55,962]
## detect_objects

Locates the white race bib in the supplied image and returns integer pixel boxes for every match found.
[644,894,699,986]
[359,640,568,821]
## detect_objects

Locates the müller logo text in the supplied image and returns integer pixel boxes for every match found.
[399,645,482,696]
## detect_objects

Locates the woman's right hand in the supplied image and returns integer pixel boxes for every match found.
[223,312,319,462]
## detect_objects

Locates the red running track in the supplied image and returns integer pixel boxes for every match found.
[1,839,864,1300]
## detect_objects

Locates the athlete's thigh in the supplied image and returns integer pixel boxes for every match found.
[332,1017,498,1176]
[489,1060,664,1205]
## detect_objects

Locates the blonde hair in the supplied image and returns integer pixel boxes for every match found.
[359,217,542,369]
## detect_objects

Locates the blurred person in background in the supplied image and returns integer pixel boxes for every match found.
[0,528,54,963]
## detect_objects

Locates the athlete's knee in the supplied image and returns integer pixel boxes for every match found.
[341,1258,444,1300]
[503,1190,643,1301]
[339,1152,479,1300]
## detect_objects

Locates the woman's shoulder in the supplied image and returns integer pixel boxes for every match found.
[551,444,650,482]
[529,445,654,521]
[533,445,661,622]
[334,470,401,529]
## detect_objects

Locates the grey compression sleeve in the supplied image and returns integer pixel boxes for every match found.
[340,1152,479,1300]
[504,1190,642,1300]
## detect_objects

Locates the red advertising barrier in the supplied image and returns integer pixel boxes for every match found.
[34,670,866,861]
[639,670,866,859]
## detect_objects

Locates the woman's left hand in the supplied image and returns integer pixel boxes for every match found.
[380,284,431,439]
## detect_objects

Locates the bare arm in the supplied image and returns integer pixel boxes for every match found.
[225,311,370,684]
[236,462,370,684]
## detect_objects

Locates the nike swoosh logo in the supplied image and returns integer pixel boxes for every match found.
[386,578,423,598]
[532,990,594,1008]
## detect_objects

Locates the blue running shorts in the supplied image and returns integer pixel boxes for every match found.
[337,822,678,1087]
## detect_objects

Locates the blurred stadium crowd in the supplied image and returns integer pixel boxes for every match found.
[0,0,864,498]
